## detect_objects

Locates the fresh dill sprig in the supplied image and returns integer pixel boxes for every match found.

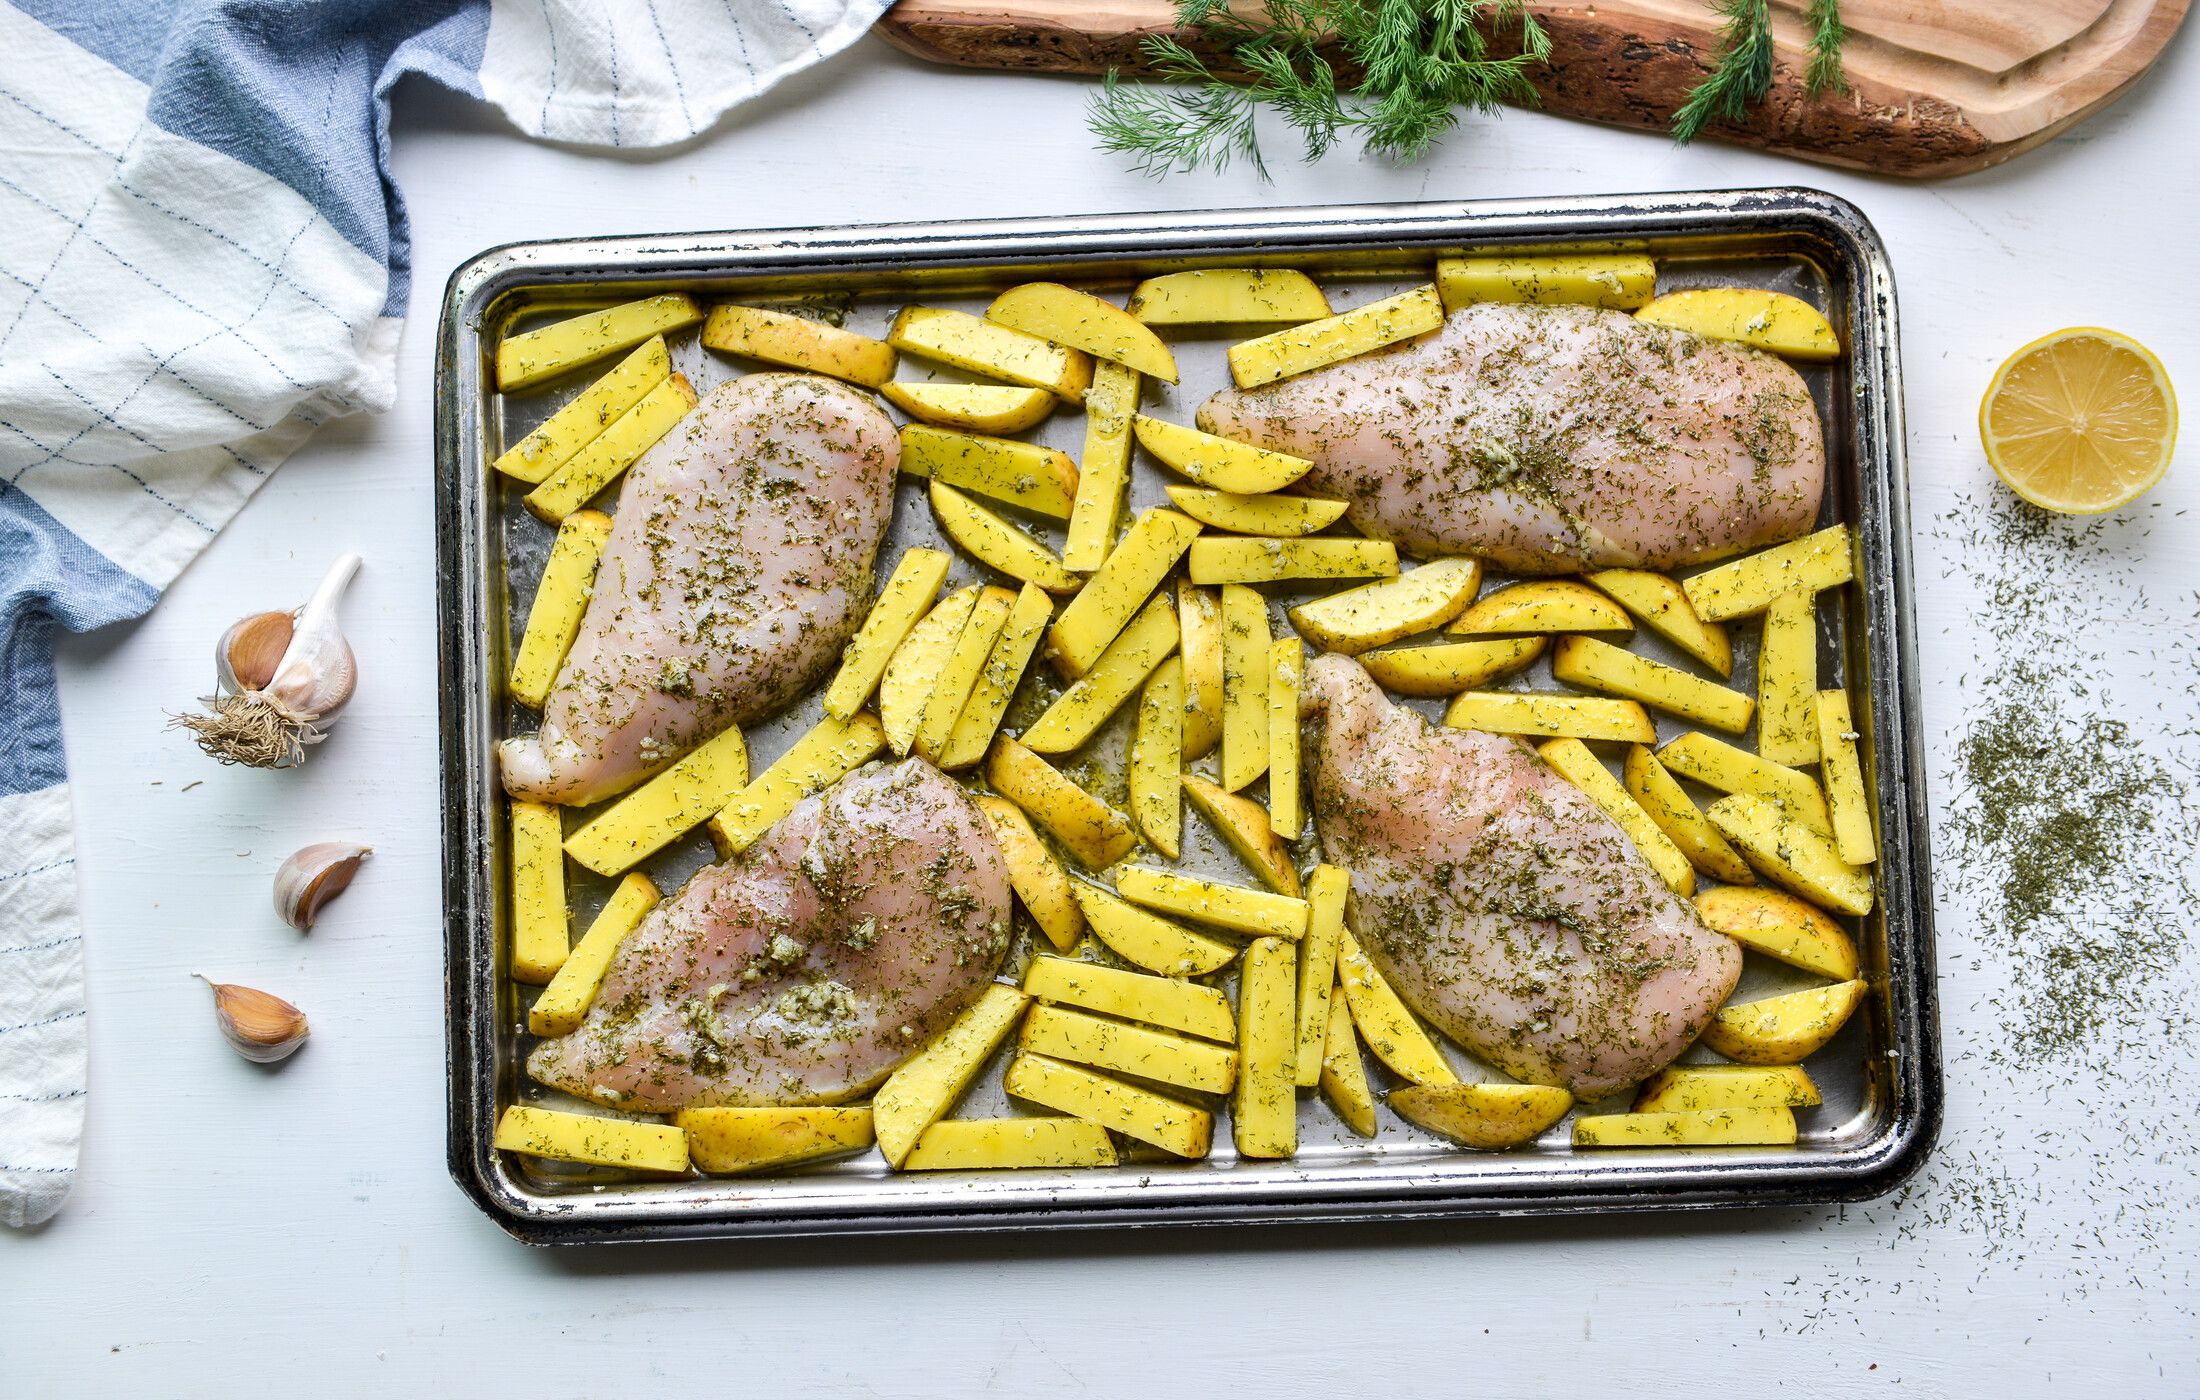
[1803,0,1849,96]
[1672,0,1848,143]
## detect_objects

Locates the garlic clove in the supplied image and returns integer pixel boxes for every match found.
[262,552,361,723]
[196,975,309,1063]
[216,611,294,694]
[273,841,371,931]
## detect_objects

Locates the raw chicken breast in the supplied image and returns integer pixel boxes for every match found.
[1303,655,1739,1096]
[528,758,1011,1112]
[502,372,897,805]
[1199,303,1824,573]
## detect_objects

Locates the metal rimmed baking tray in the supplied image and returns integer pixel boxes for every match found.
[435,189,1940,1245]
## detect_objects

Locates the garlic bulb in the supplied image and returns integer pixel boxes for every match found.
[195,975,310,1063]
[273,841,371,931]
[173,553,361,768]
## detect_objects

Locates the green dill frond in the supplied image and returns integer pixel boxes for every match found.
[1088,53,1268,178]
[1670,0,1774,145]
[1804,0,1849,96]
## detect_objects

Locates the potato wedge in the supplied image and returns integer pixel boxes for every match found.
[1181,775,1302,896]
[1294,864,1348,1087]
[987,281,1179,382]
[1022,593,1177,755]
[1022,956,1234,1043]
[1700,979,1867,1064]
[1444,692,1657,744]
[1707,793,1874,916]
[873,983,1031,1167]
[564,725,750,875]
[1130,658,1184,858]
[1023,1004,1237,1095]
[1047,507,1202,677]
[1188,536,1398,586]
[1537,738,1694,895]
[929,481,1081,594]
[1551,635,1754,734]
[1268,637,1304,838]
[1450,579,1632,635]
[1178,582,1225,760]
[1062,360,1141,569]
[938,584,1054,770]
[1219,584,1271,791]
[1319,995,1377,1136]
[524,371,698,523]
[493,338,669,483]
[880,585,980,755]
[492,1105,688,1173]
[527,872,659,1036]
[497,294,701,392]
[823,547,953,721]
[1359,638,1545,696]
[701,303,896,386]
[1070,882,1238,977]
[1115,867,1312,940]
[1162,486,1350,538]
[1234,937,1299,1158]
[1682,525,1853,622]
[1693,885,1859,981]
[706,710,889,856]
[1634,288,1839,362]
[1654,731,1832,834]
[1336,930,1457,1086]
[1633,1065,1820,1113]
[1004,1052,1211,1158]
[1127,268,1332,326]
[1815,689,1877,865]
[1436,253,1657,311]
[1132,415,1314,495]
[881,381,1056,435]
[675,1106,874,1174]
[510,800,568,985]
[508,509,613,710]
[1288,558,1481,655]
[887,305,1093,401]
[900,1116,1118,1170]
[1572,1106,1797,1148]
[899,425,1080,519]
[1390,1082,1573,1150]
[1756,587,1820,765]
[986,739,1138,870]
[1621,745,1754,886]
[977,795,1085,954]
[1586,568,1732,676]
[1228,284,1446,389]
[913,586,1017,763]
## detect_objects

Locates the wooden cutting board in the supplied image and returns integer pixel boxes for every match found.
[876,0,2190,177]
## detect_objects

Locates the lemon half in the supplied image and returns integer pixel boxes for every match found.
[1980,327,2177,514]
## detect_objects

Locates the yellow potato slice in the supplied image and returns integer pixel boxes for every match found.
[1004,1052,1212,1159]
[1391,1082,1573,1150]
[1228,284,1446,389]
[929,481,1081,594]
[1621,745,1754,886]
[1234,936,1299,1159]
[880,585,979,756]
[1022,1004,1237,1095]
[524,371,698,523]
[1062,360,1141,569]
[701,303,896,386]
[1294,864,1348,1087]
[1022,593,1178,755]
[1449,579,1633,635]
[823,547,953,721]
[1114,867,1312,940]
[1336,930,1457,1086]
[1130,658,1184,858]
[705,711,889,856]
[1537,738,1693,895]
[1694,885,1859,981]
[1436,253,1657,311]
[873,983,1031,1167]
[887,305,1093,401]
[899,424,1080,519]
[1707,794,1874,916]
[913,586,1017,763]
[1756,587,1820,765]
[1127,268,1332,326]
[1132,415,1314,495]
[900,1116,1118,1170]
[1319,995,1377,1136]
[1074,881,1239,976]
[1189,536,1398,586]
[1700,979,1867,1064]
[1572,1106,1798,1148]
[493,338,669,483]
[987,281,1179,382]
[1181,774,1300,896]
[987,738,1138,869]
[1268,637,1304,838]
[1444,692,1657,744]
[1683,525,1854,622]
[1219,584,1272,791]
[1047,507,1202,678]
[1288,558,1481,655]
[527,872,659,1036]
[564,725,750,875]
[1178,582,1225,761]
[492,1105,688,1173]
[1654,731,1833,835]
[676,1106,874,1174]
[509,800,568,986]
[977,795,1085,954]
[881,381,1056,435]
[508,509,613,711]
[1550,635,1754,734]
[1634,1064,1820,1113]
[1815,689,1877,865]
[937,584,1054,770]
[1161,486,1349,538]
[1586,568,1732,676]
[497,294,702,392]
[1360,637,1545,696]
[1635,288,1839,362]
[1022,956,1234,1043]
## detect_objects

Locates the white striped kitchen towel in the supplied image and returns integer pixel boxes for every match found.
[0,0,892,1228]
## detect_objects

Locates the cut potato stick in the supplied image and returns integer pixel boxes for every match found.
[704,711,889,857]
[1022,1005,1237,1095]
[1178,582,1225,760]
[899,424,1080,519]
[881,585,980,755]
[1070,881,1238,977]
[1219,584,1272,790]
[1288,558,1481,655]
[1021,956,1235,1043]
[1390,1083,1573,1150]
[1062,360,1141,569]
[1128,268,1331,326]
[824,547,953,720]
[1227,284,1445,388]
[1537,738,1694,895]
[564,724,751,875]
[508,509,613,710]
[497,294,701,392]
[700,303,895,386]
[913,586,1016,763]
[887,305,1093,401]
[1551,635,1754,734]
[1683,525,1853,621]
[1116,867,1311,940]
[1048,507,1202,678]
[1319,995,1377,1136]
[929,481,1081,593]
[938,584,1053,770]
[676,1106,874,1174]
[901,1117,1118,1171]
[492,338,669,483]
[977,795,1086,954]
[1586,568,1732,676]
[1181,775,1300,895]
[1756,587,1820,765]
[987,281,1178,382]
[872,983,1030,1167]
[509,800,568,985]
[1635,288,1838,362]
[1816,689,1877,865]
[1621,745,1755,886]
[1450,580,1632,636]
[1694,885,1859,981]
[1634,1065,1820,1113]
[1130,658,1184,858]
[1163,486,1349,538]
[1004,1053,1212,1159]
[1268,637,1303,838]
[1131,415,1313,495]
[1294,864,1348,1087]
[1445,692,1657,744]
[492,1105,688,1172]
[1189,536,1398,586]
[1336,931,1457,1086]
[1022,594,1178,755]
[1573,1106,1797,1148]
[1655,731,1832,834]
[1360,638,1545,696]
[1234,937,1298,1158]
[1707,794,1874,916]
[1436,253,1657,311]
[1700,980,1867,1064]
[524,371,698,523]
[986,738,1137,869]
[527,872,659,1036]
[881,381,1057,435]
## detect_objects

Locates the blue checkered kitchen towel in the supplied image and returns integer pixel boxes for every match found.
[0,0,891,1228]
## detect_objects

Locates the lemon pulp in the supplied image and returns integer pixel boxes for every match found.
[1980,327,2177,514]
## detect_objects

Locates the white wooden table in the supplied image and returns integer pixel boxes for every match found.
[8,34,2197,1395]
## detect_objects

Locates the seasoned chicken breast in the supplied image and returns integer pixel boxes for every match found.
[1303,655,1739,1097]
[1199,303,1824,573]
[527,758,1011,1112]
[501,373,897,806]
